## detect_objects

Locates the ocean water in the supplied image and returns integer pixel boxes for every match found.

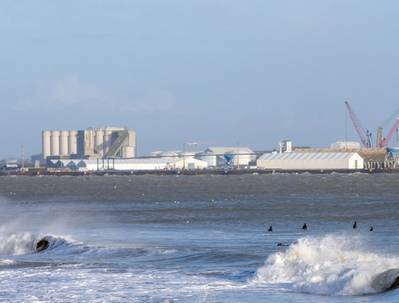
[1,174,399,302]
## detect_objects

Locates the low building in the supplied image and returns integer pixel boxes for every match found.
[196,147,255,168]
[257,152,364,170]
[48,157,208,171]
[0,160,20,170]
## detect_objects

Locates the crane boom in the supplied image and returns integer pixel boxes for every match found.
[380,118,399,147]
[345,101,372,148]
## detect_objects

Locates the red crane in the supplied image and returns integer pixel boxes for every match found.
[345,101,372,148]
[380,118,399,147]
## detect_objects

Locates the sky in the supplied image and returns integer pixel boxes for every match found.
[1,0,399,158]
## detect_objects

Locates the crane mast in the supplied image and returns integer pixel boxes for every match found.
[380,118,399,147]
[344,101,372,148]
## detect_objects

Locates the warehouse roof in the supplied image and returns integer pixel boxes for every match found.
[258,152,361,161]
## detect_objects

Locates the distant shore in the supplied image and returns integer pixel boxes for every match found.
[0,168,395,176]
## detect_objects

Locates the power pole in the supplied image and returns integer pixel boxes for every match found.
[21,145,25,170]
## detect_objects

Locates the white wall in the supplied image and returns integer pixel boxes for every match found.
[175,158,208,169]
[231,154,252,166]
[59,157,208,171]
[257,153,364,170]
[198,155,217,167]
[348,153,364,169]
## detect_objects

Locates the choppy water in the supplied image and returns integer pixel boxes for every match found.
[1,174,399,302]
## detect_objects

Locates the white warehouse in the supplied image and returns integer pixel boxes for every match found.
[257,152,364,170]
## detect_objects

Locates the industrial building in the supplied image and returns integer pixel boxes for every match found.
[42,127,136,160]
[0,160,20,171]
[196,147,255,168]
[257,152,364,170]
[48,157,208,171]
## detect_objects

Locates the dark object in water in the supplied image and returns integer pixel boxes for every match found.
[268,225,273,232]
[36,237,49,252]
[371,268,399,292]
[353,221,357,229]
[302,223,308,230]
[277,242,289,247]
[370,226,374,232]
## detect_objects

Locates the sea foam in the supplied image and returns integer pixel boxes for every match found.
[254,234,399,295]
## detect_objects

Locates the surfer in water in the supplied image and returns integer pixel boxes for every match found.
[36,237,49,252]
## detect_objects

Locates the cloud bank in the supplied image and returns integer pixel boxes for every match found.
[15,75,176,113]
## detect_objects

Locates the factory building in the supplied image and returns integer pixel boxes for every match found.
[42,127,136,160]
[257,152,364,170]
[196,147,255,168]
[48,157,208,171]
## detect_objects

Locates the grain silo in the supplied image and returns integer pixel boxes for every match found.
[50,130,60,156]
[95,128,104,156]
[42,130,51,159]
[103,129,113,155]
[84,128,95,156]
[68,130,78,155]
[60,130,69,156]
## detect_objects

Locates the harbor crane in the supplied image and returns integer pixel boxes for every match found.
[345,101,372,148]
[376,106,399,147]
[379,118,399,147]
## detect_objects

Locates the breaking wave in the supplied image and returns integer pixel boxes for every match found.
[253,234,399,296]
[0,232,71,256]
[0,232,180,261]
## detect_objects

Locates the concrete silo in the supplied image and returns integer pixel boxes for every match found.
[95,128,104,156]
[42,130,51,159]
[103,129,113,155]
[68,130,78,155]
[50,130,60,156]
[128,130,136,157]
[60,130,69,156]
[122,146,134,158]
[84,128,95,156]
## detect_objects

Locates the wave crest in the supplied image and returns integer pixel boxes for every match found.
[254,234,399,296]
[0,232,71,256]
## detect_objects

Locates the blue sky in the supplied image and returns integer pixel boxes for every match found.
[1,1,399,157]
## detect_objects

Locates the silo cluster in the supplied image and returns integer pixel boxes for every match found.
[42,127,136,160]
[42,130,79,158]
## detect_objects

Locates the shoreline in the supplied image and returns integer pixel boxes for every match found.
[0,168,395,176]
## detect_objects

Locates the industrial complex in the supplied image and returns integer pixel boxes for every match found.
[42,127,136,160]
[2,102,399,175]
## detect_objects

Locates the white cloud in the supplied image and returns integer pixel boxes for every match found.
[46,75,103,106]
[14,75,176,113]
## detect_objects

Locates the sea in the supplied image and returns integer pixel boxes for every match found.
[1,173,399,302]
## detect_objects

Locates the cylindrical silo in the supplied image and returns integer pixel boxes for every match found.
[42,130,51,159]
[103,129,113,155]
[60,130,69,156]
[50,130,60,156]
[68,130,78,155]
[128,130,136,157]
[95,129,104,155]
